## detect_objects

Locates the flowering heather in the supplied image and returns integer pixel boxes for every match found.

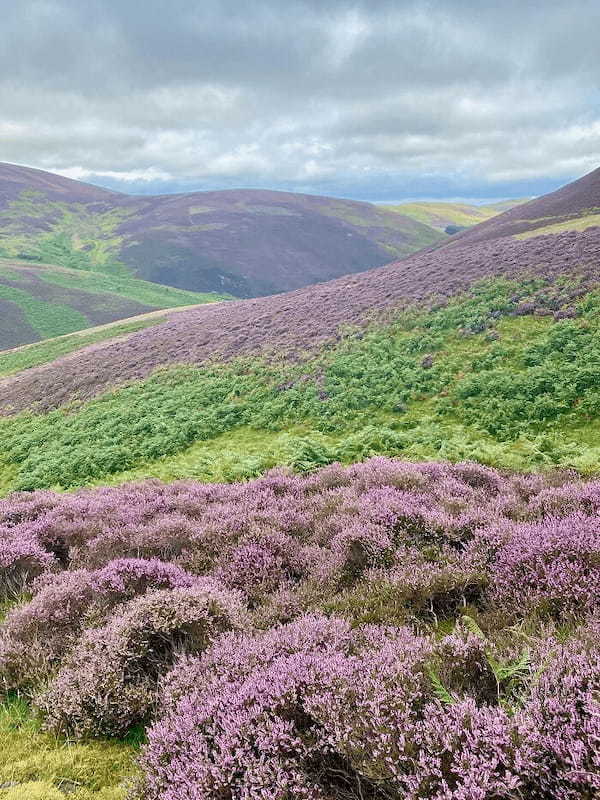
[0,459,529,598]
[511,623,600,799]
[137,617,600,800]
[37,583,246,737]
[0,458,599,795]
[2,219,600,415]
[0,558,204,690]
[489,512,600,621]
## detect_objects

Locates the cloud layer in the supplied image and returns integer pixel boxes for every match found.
[2,0,600,199]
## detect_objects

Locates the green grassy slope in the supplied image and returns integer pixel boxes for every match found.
[0,313,174,379]
[0,259,228,349]
[3,275,600,494]
[384,198,530,232]
[0,190,133,276]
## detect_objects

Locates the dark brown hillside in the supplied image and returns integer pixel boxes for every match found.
[2,166,600,415]
[0,162,119,208]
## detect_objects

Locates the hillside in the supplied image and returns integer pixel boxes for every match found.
[0,162,119,204]
[1,167,600,800]
[0,163,444,298]
[384,198,530,233]
[0,166,600,489]
[0,258,226,349]
[2,168,600,799]
[446,167,600,246]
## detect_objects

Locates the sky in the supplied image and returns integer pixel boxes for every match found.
[1,0,600,201]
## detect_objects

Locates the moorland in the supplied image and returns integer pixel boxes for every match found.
[0,166,599,799]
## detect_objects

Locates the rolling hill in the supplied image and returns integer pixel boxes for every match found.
[0,257,227,349]
[0,163,444,299]
[384,198,530,233]
[2,166,600,800]
[1,166,600,489]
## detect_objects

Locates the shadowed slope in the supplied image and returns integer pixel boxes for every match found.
[0,164,443,298]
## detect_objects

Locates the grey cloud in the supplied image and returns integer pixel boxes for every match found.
[0,0,599,199]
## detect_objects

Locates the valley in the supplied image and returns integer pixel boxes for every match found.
[1,167,600,799]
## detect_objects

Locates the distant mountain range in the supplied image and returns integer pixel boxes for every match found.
[0,163,536,350]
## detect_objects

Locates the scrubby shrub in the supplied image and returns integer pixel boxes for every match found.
[215,531,308,604]
[0,458,599,796]
[489,513,600,621]
[516,625,600,799]
[136,622,433,800]
[159,614,355,710]
[404,699,520,799]
[0,532,57,599]
[37,583,247,737]
[326,550,487,626]
[0,558,201,690]
[138,617,600,800]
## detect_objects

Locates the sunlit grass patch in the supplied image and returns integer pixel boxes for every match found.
[515,210,600,239]
[0,697,137,798]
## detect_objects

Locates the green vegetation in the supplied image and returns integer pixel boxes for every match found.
[0,316,168,378]
[3,276,600,492]
[514,210,600,239]
[0,696,136,798]
[0,190,134,275]
[0,258,228,348]
[33,266,228,307]
[385,198,529,232]
[317,201,444,254]
[0,284,89,339]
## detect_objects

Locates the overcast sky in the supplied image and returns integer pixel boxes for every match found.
[1,0,599,201]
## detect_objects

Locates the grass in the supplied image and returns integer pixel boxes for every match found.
[33,264,229,307]
[385,199,530,232]
[0,191,134,276]
[0,696,137,798]
[0,258,228,348]
[3,276,600,493]
[0,315,169,378]
[514,211,600,239]
[0,284,90,339]
[385,201,495,231]
[317,200,445,253]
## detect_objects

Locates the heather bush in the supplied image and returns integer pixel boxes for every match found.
[489,512,600,621]
[0,558,201,690]
[0,532,56,600]
[215,531,307,604]
[0,458,599,797]
[159,614,355,710]
[137,621,433,800]
[404,699,520,799]
[0,458,592,634]
[515,624,600,799]
[325,546,488,626]
[38,583,247,737]
[138,617,600,800]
